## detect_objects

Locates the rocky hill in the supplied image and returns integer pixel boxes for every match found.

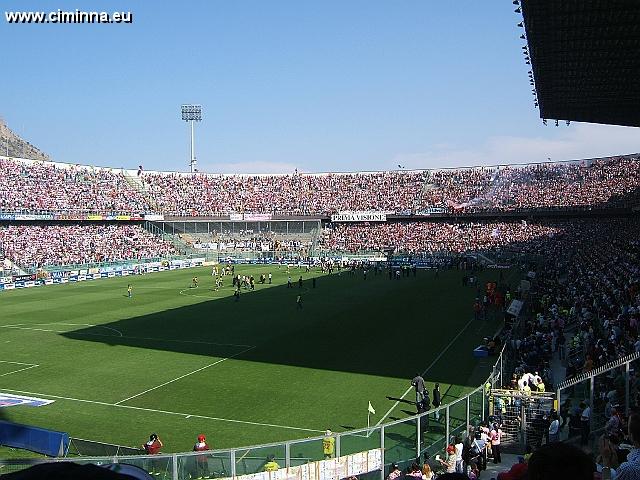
[0,118,50,161]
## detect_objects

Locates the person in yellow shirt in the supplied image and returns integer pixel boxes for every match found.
[264,455,280,472]
[323,430,335,459]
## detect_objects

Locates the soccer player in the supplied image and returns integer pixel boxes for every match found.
[298,276,303,288]
[192,277,199,288]
[296,294,303,310]
[268,273,272,284]
[127,284,132,298]
[287,276,292,288]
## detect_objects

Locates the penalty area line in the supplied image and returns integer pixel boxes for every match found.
[374,317,475,427]
[114,345,256,405]
[0,364,40,377]
[0,387,325,434]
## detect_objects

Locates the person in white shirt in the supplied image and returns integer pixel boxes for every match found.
[580,402,591,446]
[454,436,464,473]
[548,411,560,443]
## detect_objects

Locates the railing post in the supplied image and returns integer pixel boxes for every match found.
[466,396,470,436]
[482,389,486,421]
[499,354,503,387]
[589,376,595,434]
[231,449,236,478]
[380,425,385,480]
[172,454,178,480]
[285,442,291,468]
[416,415,421,460]
[336,434,341,459]
[626,361,631,417]
[446,405,450,445]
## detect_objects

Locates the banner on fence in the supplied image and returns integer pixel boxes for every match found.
[225,449,382,480]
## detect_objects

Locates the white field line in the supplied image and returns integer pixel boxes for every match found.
[0,325,253,348]
[179,288,226,300]
[47,323,124,337]
[0,387,325,434]
[114,346,256,405]
[0,364,39,377]
[0,360,38,366]
[374,317,475,427]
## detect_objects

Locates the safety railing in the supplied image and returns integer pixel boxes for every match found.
[0,346,509,480]
[555,351,640,447]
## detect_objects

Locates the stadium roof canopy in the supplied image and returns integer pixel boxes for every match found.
[519,0,640,127]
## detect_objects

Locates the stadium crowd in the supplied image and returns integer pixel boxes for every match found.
[0,155,639,216]
[0,159,147,215]
[319,221,567,254]
[0,224,177,268]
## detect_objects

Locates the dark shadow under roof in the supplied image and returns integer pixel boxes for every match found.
[520,0,640,127]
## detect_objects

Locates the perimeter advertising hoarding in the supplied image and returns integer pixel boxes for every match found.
[330,213,387,222]
[13,214,54,221]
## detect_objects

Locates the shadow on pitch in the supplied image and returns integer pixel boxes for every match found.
[60,265,513,385]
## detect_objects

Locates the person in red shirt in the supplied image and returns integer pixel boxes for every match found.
[192,434,210,479]
[143,433,163,454]
[142,433,163,476]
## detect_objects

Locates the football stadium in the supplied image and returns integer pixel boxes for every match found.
[1,1,640,479]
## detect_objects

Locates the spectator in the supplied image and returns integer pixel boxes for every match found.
[527,442,594,480]
[616,413,640,480]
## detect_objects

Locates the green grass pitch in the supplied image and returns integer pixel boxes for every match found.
[0,264,512,457]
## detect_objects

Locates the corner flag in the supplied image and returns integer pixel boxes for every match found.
[368,401,376,415]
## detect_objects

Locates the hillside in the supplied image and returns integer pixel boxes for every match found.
[0,119,49,161]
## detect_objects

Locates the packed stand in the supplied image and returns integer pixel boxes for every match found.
[0,159,149,215]
[139,156,640,216]
[0,224,177,268]
[1,156,639,217]
[141,170,429,216]
[487,156,640,212]
[319,220,568,254]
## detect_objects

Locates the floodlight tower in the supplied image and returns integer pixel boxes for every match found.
[181,104,202,173]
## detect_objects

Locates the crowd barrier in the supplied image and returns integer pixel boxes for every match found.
[0,421,69,457]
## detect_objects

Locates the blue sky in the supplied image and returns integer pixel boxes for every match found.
[1,1,638,173]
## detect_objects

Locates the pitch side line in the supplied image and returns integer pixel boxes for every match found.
[114,346,256,405]
[374,317,475,427]
[0,387,324,434]
[0,364,39,377]
[0,325,254,348]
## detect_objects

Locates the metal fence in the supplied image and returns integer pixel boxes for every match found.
[555,351,640,447]
[0,348,510,479]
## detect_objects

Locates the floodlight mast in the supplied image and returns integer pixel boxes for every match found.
[180,104,202,173]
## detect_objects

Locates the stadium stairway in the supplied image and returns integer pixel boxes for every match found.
[121,169,160,212]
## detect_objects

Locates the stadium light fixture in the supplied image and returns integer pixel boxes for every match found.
[515,7,521,13]
[517,22,524,28]
[520,34,526,40]
[181,104,203,173]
